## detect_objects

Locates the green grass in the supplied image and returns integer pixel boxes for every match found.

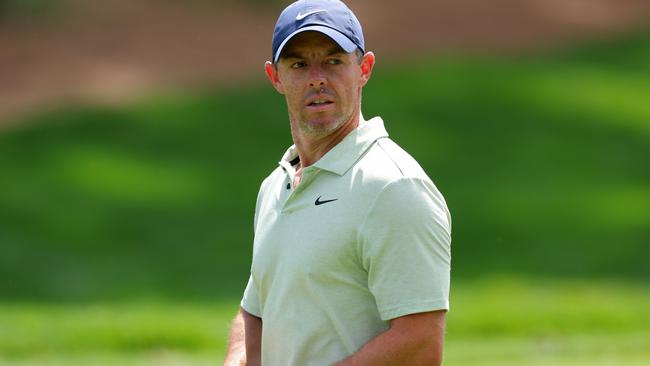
[1,279,649,364]
[1,31,649,302]
[445,334,650,366]
[1,29,650,365]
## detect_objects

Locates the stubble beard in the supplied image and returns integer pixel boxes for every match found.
[300,113,347,137]
[289,91,362,140]
[294,103,357,139]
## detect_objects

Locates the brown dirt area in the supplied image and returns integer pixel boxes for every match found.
[1,0,649,125]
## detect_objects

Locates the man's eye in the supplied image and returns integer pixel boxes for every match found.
[290,61,305,69]
[326,59,342,65]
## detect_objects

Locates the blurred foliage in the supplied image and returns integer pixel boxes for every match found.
[0,0,66,22]
[0,0,284,23]
[162,0,286,8]
[0,32,649,301]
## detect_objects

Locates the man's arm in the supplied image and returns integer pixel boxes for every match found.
[223,309,262,366]
[334,310,446,366]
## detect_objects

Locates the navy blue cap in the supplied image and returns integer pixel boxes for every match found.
[272,0,365,63]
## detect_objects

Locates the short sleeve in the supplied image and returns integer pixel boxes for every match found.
[240,177,270,317]
[241,274,261,317]
[359,177,451,320]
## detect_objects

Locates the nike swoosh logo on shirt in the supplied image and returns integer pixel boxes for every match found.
[296,9,326,20]
[315,196,338,206]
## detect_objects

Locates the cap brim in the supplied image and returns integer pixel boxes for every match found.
[273,25,358,63]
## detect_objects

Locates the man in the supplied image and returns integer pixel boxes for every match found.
[224,0,451,365]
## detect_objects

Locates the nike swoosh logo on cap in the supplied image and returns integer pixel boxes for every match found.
[296,9,326,20]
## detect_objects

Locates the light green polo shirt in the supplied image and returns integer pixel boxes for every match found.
[241,117,451,366]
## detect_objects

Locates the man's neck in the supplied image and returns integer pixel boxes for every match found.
[291,112,364,169]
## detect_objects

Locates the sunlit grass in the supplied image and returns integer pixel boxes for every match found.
[53,146,212,204]
[0,351,220,366]
[1,279,649,365]
[445,333,650,366]
[0,301,237,362]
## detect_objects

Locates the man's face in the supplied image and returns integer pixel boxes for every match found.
[265,31,374,137]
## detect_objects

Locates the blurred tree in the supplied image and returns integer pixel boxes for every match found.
[0,1,6,22]
[0,0,61,23]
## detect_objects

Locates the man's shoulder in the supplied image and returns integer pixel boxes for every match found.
[357,137,431,183]
[357,138,452,234]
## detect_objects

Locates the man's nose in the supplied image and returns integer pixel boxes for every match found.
[308,65,327,87]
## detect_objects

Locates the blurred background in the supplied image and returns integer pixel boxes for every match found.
[1,0,649,364]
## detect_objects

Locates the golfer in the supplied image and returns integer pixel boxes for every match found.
[225,0,451,364]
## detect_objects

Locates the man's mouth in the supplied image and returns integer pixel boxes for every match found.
[308,100,333,106]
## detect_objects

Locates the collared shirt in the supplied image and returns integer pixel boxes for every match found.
[241,116,451,366]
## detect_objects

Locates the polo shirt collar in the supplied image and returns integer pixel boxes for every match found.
[278,116,389,176]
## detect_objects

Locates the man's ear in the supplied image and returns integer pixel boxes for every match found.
[265,61,285,94]
[359,51,375,87]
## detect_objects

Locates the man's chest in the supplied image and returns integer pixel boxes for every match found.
[250,172,373,298]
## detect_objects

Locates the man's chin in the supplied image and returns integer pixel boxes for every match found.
[304,125,340,137]
[300,117,343,135]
